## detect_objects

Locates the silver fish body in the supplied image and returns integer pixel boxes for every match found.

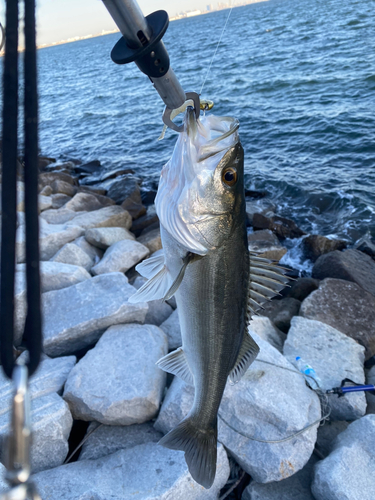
[130,109,289,488]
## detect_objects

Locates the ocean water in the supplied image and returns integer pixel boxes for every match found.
[4,0,375,245]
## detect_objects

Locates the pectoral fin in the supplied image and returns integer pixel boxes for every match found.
[229,333,259,384]
[163,252,195,301]
[156,347,194,386]
[128,265,172,303]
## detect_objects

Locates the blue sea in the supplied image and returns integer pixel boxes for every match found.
[6,0,375,248]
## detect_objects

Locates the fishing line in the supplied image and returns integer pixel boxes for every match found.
[199,1,234,96]
[218,358,331,444]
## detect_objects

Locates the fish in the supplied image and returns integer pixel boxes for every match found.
[129,107,290,488]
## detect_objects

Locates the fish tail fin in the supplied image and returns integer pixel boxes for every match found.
[158,417,218,489]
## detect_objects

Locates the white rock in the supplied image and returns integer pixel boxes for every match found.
[72,235,103,263]
[79,422,163,461]
[91,240,149,275]
[17,221,84,262]
[51,242,94,271]
[0,393,72,473]
[243,455,318,500]
[312,415,375,500]
[155,333,321,484]
[38,194,52,212]
[85,226,135,249]
[51,193,72,209]
[33,442,230,499]
[159,308,182,349]
[0,354,76,418]
[51,179,77,197]
[284,317,366,420]
[42,273,148,357]
[41,208,87,224]
[17,261,91,293]
[40,185,53,196]
[64,324,167,424]
[248,316,286,352]
[66,205,132,230]
[137,228,162,254]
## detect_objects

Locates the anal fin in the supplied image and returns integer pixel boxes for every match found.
[229,333,259,384]
[156,347,194,386]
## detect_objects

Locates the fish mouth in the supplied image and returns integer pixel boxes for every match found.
[185,107,239,162]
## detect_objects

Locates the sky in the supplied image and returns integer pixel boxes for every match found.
[0,0,218,46]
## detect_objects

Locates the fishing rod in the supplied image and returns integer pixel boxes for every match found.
[326,378,375,397]
[101,0,200,131]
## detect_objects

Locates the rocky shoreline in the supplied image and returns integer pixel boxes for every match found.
[0,155,375,499]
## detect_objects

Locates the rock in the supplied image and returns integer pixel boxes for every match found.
[355,237,375,260]
[248,316,285,352]
[366,366,375,414]
[316,421,350,457]
[78,185,107,196]
[130,205,159,237]
[258,248,288,260]
[33,442,230,499]
[51,243,94,271]
[247,229,281,251]
[156,333,321,484]
[72,235,103,263]
[66,205,132,231]
[64,324,167,424]
[106,176,140,204]
[260,297,301,333]
[85,227,135,250]
[91,240,149,275]
[79,422,162,461]
[253,213,306,239]
[302,235,347,262]
[38,156,56,170]
[0,354,76,414]
[245,199,276,226]
[38,194,52,212]
[51,193,72,209]
[42,273,148,357]
[0,393,72,473]
[120,181,147,219]
[281,277,320,301]
[39,172,75,189]
[243,455,318,500]
[284,317,366,420]
[51,179,77,197]
[19,261,90,293]
[159,308,182,350]
[13,271,27,345]
[74,160,101,175]
[141,189,157,206]
[39,185,53,196]
[40,207,85,224]
[133,276,174,327]
[300,278,375,359]
[0,463,7,493]
[137,228,162,253]
[100,167,136,182]
[311,415,375,500]
[64,192,115,212]
[312,249,375,296]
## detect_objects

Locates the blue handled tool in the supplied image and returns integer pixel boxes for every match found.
[326,378,375,397]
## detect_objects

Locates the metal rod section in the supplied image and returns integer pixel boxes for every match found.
[101,0,151,48]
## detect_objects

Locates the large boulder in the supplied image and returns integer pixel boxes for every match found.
[64,192,114,212]
[50,242,94,271]
[85,226,135,249]
[155,333,321,483]
[63,324,168,425]
[312,415,375,500]
[66,206,132,231]
[39,172,75,189]
[0,393,72,473]
[312,249,375,296]
[42,273,148,357]
[137,228,162,254]
[260,297,301,333]
[40,207,84,224]
[252,213,305,239]
[248,316,286,352]
[51,179,77,197]
[281,277,320,302]
[355,237,375,260]
[302,235,347,262]
[17,261,91,293]
[300,278,375,359]
[243,455,318,500]
[79,422,162,461]
[284,317,366,420]
[33,443,230,500]
[91,240,149,275]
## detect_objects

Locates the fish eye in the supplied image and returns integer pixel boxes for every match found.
[222,167,238,187]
